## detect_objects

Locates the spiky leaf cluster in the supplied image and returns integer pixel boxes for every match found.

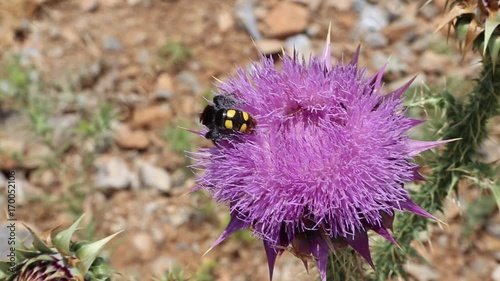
[0,216,121,281]
[438,0,500,65]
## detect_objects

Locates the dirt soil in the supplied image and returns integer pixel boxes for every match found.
[0,0,498,281]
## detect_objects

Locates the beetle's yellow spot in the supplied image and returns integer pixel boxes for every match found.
[226,109,236,118]
[224,119,233,129]
[242,111,249,121]
[239,123,248,132]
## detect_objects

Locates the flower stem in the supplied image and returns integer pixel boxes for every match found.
[370,59,500,280]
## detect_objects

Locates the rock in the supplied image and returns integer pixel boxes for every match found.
[494,266,500,281]
[131,232,155,260]
[138,161,172,192]
[294,0,322,10]
[405,263,439,281]
[95,156,132,189]
[419,52,448,74]
[218,10,234,32]
[154,73,174,100]
[306,23,321,37]
[234,0,262,39]
[127,0,143,5]
[478,137,500,163]
[487,219,500,238]
[29,169,57,188]
[102,0,122,8]
[151,256,179,278]
[80,0,99,12]
[177,70,202,94]
[325,0,353,11]
[383,18,417,42]
[471,257,493,276]
[363,32,389,48]
[264,2,309,38]
[419,2,439,20]
[356,4,389,32]
[130,105,171,129]
[285,34,313,59]
[102,36,123,52]
[0,138,24,169]
[135,49,150,65]
[24,143,52,169]
[255,39,283,55]
[48,114,80,148]
[112,122,150,150]
[169,206,190,227]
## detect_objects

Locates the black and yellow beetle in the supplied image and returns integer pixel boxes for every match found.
[200,94,256,142]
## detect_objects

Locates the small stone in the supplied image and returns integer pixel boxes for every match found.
[363,32,388,48]
[112,122,150,150]
[325,0,353,11]
[0,138,24,170]
[154,73,174,100]
[356,4,389,32]
[102,0,122,8]
[255,39,283,55]
[127,0,143,5]
[80,0,99,12]
[234,0,262,39]
[419,52,448,74]
[411,34,432,53]
[29,170,57,188]
[102,36,123,52]
[306,23,321,37]
[151,256,179,278]
[131,232,155,260]
[471,258,493,275]
[138,161,172,192]
[95,156,132,189]
[383,19,417,42]
[218,10,234,32]
[285,34,313,59]
[487,221,500,238]
[177,71,202,94]
[493,266,500,281]
[419,3,439,20]
[294,0,322,10]
[405,263,439,281]
[136,49,150,65]
[130,105,172,129]
[24,143,52,169]
[264,2,309,38]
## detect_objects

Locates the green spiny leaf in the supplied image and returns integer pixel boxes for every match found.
[488,36,500,72]
[24,225,53,254]
[53,215,85,256]
[75,230,123,275]
[483,20,500,55]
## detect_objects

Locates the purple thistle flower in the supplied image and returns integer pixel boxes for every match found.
[191,35,450,281]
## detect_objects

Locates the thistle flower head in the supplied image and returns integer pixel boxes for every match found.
[437,0,500,64]
[192,36,448,280]
[0,215,121,281]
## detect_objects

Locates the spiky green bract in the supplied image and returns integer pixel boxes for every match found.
[438,0,500,67]
[0,215,121,281]
[372,58,500,280]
